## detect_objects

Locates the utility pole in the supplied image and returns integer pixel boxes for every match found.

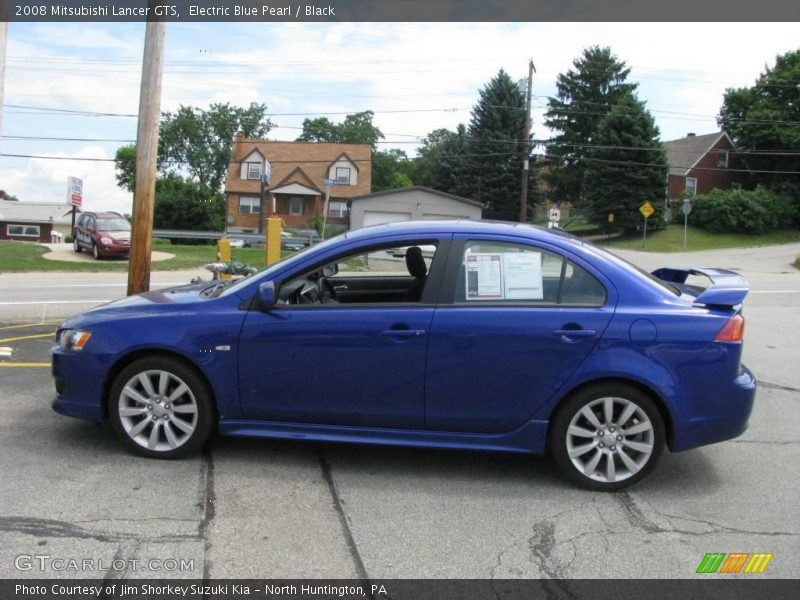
[127,6,166,296]
[519,59,535,223]
[0,20,8,153]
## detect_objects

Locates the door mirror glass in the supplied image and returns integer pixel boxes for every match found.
[321,263,338,278]
[258,281,276,310]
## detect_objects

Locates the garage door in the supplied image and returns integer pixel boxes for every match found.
[362,211,412,227]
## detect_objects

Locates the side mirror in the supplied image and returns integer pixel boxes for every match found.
[258,281,276,311]
[321,263,338,278]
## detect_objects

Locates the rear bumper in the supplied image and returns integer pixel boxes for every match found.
[671,365,756,452]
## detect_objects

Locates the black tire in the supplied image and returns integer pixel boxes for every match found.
[109,356,215,459]
[551,383,665,491]
[92,243,101,260]
[73,238,81,253]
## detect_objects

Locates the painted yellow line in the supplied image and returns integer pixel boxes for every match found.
[0,362,51,368]
[0,321,60,331]
[0,332,55,344]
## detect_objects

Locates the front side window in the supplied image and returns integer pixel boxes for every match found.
[239,197,260,214]
[455,241,606,306]
[335,167,351,184]
[7,224,41,237]
[685,177,698,196]
[246,162,262,180]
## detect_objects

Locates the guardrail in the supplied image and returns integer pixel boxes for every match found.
[152,229,321,245]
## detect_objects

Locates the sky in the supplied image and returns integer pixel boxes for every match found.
[1,21,798,215]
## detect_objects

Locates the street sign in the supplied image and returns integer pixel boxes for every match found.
[639,201,655,219]
[608,213,615,223]
[681,198,692,216]
[263,159,271,186]
[549,207,561,222]
[67,176,83,207]
[323,178,344,186]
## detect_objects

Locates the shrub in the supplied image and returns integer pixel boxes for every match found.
[64,235,73,243]
[692,187,795,234]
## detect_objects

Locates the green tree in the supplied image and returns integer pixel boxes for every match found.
[544,46,638,207]
[718,50,800,204]
[297,110,384,149]
[372,149,416,192]
[154,174,225,231]
[417,126,471,192]
[583,94,668,232]
[460,69,537,221]
[114,102,273,194]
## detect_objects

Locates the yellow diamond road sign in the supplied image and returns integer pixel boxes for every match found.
[639,201,655,218]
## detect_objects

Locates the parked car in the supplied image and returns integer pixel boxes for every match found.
[280,232,307,252]
[73,211,131,259]
[52,221,755,490]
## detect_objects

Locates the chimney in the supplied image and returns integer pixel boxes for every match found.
[687,132,696,137]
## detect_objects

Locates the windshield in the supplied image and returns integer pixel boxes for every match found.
[97,218,131,231]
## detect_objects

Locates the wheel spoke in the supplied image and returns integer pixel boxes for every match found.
[163,422,179,449]
[128,417,150,438]
[148,421,162,449]
[568,425,597,439]
[617,447,639,473]
[119,406,148,417]
[170,417,194,435]
[605,454,617,482]
[158,372,169,397]
[623,421,653,436]
[172,403,197,415]
[583,449,603,475]
[603,397,614,425]
[569,442,597,458]
[167,383,189,403]
[616,403,637,428]
[138,373,156,397]
[580,407,602,429]
[623,440,653,454]
[122,385,149,405]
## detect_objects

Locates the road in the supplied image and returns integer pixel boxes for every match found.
[0,243,798,582]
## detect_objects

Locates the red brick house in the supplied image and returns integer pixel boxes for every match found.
[224,134,371,232]
[665,131,744,199]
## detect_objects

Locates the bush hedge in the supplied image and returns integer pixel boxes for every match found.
[691,187,796,234]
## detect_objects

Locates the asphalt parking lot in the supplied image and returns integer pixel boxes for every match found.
[0,244,798,580]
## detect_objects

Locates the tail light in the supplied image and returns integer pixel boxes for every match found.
[715,314,745,342]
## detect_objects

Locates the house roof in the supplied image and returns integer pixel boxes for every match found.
[271,166,322,193]
[349,186,485,208]
[664,131,732,177]
[0,200,77,225]
[328,152,360,172]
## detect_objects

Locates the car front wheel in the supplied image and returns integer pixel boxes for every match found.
[551,383,664,491]
[92,243,101,260]
[109,357,214,458]
[73,238,81,253]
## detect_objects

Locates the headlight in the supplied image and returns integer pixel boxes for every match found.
[100,236,113,245]
[59,330,92,352]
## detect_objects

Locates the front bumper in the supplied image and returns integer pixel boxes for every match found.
[671,364,756,452]
[51,347,105,423]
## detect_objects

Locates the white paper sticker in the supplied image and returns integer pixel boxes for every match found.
[465,253,503,300]
[503,252,543,300]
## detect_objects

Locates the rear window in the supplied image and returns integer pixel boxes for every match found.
[582,240,680,297]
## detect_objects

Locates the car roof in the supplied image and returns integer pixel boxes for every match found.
[84,211,124,218]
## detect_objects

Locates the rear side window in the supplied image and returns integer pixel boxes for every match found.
[454,241,606,306]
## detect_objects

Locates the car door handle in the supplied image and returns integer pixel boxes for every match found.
[381,329,426,337]
[333,284,348,291]
[552,329,596,338]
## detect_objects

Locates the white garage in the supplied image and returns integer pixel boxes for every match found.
[349,187,484,230]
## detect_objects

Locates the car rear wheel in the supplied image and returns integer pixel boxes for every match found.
[73,238,81,253]
[551,383,664,491]
[92,243,101,260]
[109,357,214,459]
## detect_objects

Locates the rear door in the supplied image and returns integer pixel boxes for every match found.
[424,236,617,433]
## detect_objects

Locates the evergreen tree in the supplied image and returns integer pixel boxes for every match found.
[462,69,535,220]
[583,94,668,232]
[418,125,471,193]
[544,46,638,207]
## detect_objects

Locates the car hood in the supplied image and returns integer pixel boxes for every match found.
[61,282,213,328]
[98,229,131,238]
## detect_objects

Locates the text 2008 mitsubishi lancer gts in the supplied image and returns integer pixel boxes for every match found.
[52,221,755,490]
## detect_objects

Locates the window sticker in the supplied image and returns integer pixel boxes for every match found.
[465,253,503,300]
[503,252,544,300]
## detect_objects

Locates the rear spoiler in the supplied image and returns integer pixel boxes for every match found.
[651,267,749,308]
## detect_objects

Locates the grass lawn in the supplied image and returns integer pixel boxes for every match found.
[605,224,800,253]
[0,241,285,273]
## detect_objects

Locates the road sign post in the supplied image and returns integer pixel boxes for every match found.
[681,197,692,249]
[639,201,655,249]
[67,176,83,237]
[322,178,344,239]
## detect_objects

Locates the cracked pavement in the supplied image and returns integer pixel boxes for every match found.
[0,243,798,579]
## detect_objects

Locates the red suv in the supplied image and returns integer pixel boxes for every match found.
[73,212,131,259]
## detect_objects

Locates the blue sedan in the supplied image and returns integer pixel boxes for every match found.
[52,221,755,490]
